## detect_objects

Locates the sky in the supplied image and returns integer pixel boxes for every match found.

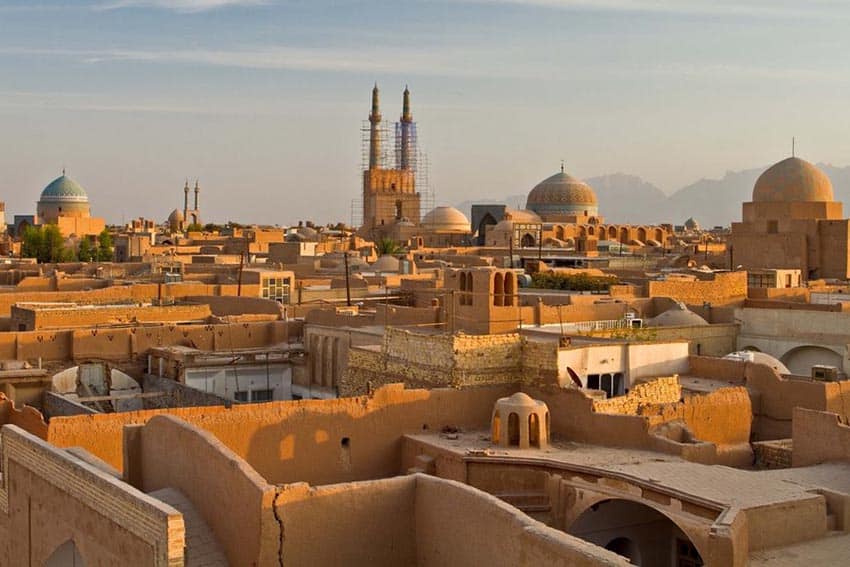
[1,0,850,225]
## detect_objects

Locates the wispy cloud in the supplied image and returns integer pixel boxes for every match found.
[0,45,516,79]
[460,0,848,19]
[95,0,270,13]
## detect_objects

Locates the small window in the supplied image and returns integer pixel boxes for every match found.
[234,391,249,402]
[252,389,273,402]
[767,220,778,234]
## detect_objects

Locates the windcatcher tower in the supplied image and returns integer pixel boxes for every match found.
[356,84,425,239]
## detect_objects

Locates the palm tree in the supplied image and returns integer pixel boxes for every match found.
[376,237,403,256]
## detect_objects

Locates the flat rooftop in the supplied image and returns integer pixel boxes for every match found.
[406,430,844,511]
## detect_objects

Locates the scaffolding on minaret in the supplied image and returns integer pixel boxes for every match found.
[350,114,435,229]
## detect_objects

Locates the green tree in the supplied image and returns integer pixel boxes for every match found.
[41,225,65,263]
[376,237,403,256]
[78,237,93,262]
[186,223,203,232]
[21,225,67,263]
[96,228,113,261]
[21,226,43,260]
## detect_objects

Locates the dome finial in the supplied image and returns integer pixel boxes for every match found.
[792,136,795,158]
[560,160,564,173]
[62,166,66,176]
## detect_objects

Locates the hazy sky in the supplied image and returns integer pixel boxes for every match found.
[1,0,849,225]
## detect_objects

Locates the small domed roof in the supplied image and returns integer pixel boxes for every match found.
[421,206,470,232]
[647,304,708,327]
[168,208,184,223]
[495,391,548,411]
[503,208,542,223]
[371,255,400,272]
[723,351,790,374]
[527,171,598,208]
[684,217,699,230]
[40,174,89,203]
[752,157,834,203]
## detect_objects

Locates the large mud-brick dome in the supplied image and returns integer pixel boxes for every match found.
[752,157,834,203]
[526,170,599,219]
[421,206,470,232]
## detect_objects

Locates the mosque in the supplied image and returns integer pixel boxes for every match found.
[729,156,850,281]
[472,166,673,252]
[167,180,202,233]
[12,172,105,238]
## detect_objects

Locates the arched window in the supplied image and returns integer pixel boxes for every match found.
[494,272,504,307]
[529,413,540,447]
[504,273,515,307]
[46,540,86,567]
[508,412,520,446]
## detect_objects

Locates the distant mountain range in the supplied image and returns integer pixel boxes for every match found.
[456,164,850,227]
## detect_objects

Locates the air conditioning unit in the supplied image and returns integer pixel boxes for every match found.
[812,365,839,382]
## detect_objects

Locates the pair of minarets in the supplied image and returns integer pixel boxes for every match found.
[368,84,414,170]
[183,179,200,219]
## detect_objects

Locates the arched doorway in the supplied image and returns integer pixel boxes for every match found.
[780,345,843,376]
[567,499,704,566]
[605,537,641,564]
[608,226,618,240]
[476,213,497,244]
[46,540,86,567]
[520,233,535,248]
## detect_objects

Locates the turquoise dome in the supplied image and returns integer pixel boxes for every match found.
[40,175,89,203]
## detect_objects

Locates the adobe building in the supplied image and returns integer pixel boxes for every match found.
[1,357,850,565]
[730,156,850,280]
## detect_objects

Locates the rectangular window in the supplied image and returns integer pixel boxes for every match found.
[767,220,778,234]
[234,391,249,402]
[252,389,274,402]
[587,374,600,390]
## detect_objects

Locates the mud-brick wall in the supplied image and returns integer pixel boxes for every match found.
[591,376,681,415]
[647,271,747,305]
[521,339,559,386]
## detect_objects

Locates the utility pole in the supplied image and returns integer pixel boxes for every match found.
[237,251,244,297]
[343,252,352,307]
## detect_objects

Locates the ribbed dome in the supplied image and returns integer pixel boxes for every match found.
[527,172,598,207]
[752,157,833,203]
[40,175,89,203]
[421,206,470,232]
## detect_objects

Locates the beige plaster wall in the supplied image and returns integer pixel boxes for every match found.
[47,384,513,484]
[128,415,279,566]
[0,425,183,567]
[792,407,850,466]
[275,476,417,566]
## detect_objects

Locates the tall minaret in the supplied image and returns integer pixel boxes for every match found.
[194,179,200,212]
[183,179,190,219]
[400,85,413,170]
[368,83,382,169]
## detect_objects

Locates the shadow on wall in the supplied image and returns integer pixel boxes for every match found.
[240,384,513,486]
